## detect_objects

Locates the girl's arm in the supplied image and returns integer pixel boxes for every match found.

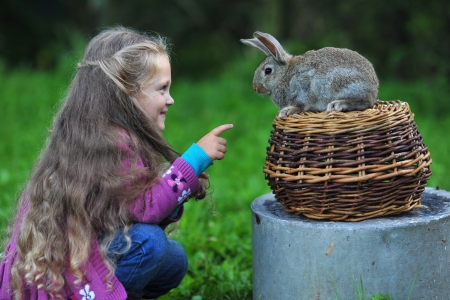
[123,124,232,226]
[126,156,200,225]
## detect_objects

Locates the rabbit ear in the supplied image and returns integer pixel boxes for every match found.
[240,37,274,57]
[253,31,290,64]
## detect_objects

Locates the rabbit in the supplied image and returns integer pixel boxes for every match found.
[240,31,379,117]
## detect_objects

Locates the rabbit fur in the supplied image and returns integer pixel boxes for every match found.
[240,31,379,117]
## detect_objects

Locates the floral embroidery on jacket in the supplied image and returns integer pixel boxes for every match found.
[178,188,191,204]
[162,167,173,178]
[167,171,187,193]
[79,284,95,300]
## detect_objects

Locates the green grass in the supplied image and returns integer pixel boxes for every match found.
[0,52,449,299]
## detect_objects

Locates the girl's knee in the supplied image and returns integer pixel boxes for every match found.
[140,240,188,298]
[129,223,168,263]
[168,240,188,274]
[113,224,171,291]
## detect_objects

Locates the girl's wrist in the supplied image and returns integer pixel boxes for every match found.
[181,143,212,176]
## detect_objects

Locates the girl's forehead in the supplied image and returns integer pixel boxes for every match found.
[144,55,170,86]
[157,54,170,67]
[155,55,171,74]
[152,55,169,72]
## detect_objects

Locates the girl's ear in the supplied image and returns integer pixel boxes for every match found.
[253,31,290,65]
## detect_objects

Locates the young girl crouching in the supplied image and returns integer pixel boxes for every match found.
[0,26,233,299]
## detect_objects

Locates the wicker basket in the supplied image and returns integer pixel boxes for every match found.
[264,100,432,221]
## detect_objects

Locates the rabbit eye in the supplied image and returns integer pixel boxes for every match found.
[264,67,272,75]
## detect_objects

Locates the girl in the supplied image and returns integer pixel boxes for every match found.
[0,26,233,299]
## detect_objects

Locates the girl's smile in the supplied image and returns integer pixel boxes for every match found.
[138,55,174,131]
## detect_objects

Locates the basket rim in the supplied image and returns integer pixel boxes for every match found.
[272,100,413,135]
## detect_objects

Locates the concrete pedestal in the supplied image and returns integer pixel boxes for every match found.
[251,187,450,300]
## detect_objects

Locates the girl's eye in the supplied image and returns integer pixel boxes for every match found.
[160,85,167,91]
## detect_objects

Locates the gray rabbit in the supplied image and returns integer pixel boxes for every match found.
[240,31,379,117]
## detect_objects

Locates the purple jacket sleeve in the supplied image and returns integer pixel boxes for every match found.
[126,157,200,225]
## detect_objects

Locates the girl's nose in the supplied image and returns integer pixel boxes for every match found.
[167,94,174,106]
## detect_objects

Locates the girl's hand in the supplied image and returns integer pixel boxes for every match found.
[197,124,233,161]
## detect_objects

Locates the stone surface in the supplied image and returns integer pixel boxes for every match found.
[251,187,450,300]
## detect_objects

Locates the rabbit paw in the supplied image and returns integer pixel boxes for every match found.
[326,100,351,113]
[278,106,302,117]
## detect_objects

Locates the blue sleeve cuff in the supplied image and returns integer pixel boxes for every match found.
[181,143,213,176]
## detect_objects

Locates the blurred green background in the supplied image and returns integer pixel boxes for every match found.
[1,0,449,299]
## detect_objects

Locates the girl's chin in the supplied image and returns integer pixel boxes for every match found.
[157,121,165,131]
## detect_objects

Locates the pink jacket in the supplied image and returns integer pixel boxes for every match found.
[0,149,200,299]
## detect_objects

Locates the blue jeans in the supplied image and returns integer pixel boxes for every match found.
[105,223,188,298]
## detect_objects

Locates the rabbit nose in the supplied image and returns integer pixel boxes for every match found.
[253,82,269,95]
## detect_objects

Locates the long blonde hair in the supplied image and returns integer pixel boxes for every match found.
[8,26,206,299]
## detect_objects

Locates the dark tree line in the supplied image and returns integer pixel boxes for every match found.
[1,0,449,80]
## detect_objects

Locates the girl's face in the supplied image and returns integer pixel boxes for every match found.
[138,55,174,131]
